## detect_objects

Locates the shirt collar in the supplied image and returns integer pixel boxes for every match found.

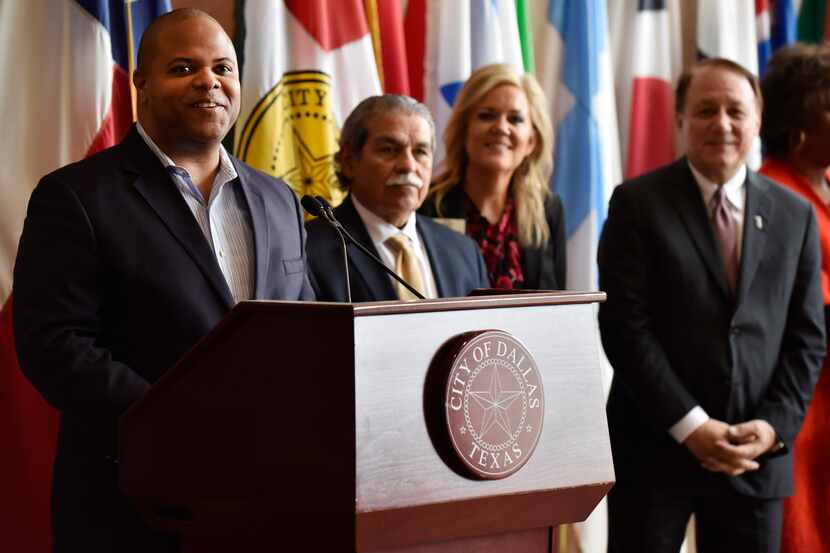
[136,122,238,183]
[351,194,420,247]
[687,160,746,212]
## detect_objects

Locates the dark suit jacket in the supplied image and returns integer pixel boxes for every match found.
[418,185,567,289]
[598,158,825,499]
[12,127,314,552]
[306,195,489,301]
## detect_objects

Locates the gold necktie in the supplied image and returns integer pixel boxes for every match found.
[385,234,425,301]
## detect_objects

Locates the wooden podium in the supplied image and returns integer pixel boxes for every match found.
[119,292,614,552]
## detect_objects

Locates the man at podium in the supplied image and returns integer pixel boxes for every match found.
[12,9,313,553]
[306,95,489,302]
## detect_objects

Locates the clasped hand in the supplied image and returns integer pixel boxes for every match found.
[683,419,777,476]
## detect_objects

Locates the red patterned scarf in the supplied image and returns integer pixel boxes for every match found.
[465,196,524,289]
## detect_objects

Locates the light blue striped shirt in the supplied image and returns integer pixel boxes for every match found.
[136,123,254,303]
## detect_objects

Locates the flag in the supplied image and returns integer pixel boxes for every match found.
[516,0,536,73]
[610,0,682,180]
[697,0,758,71]
[797,0,830,43]
[0,2,169,551]
[771,0,797,49]
[406,0,525,164]
[697,0,761,169]
[535,0,621,292]
[234,0,382,209]
[368,0,410,95]
[403,0,428,101]
[534,3,621,547]
[757,1,773,74]
[757,0,797,75]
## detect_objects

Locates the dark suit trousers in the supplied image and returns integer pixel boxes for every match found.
[608,481,784,553]
[51,454,179,553]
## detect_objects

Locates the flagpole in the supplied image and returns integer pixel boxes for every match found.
[125,0,138,122]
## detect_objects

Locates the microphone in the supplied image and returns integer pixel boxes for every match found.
[300,194,325,217]
[301,195,351,303]
[313,196,425,300]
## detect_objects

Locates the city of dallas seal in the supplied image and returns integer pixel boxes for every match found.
[444,330,544,479]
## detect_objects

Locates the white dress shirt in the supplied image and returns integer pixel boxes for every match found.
[351,196,438,299]
[668,161,747,443]
[136,123,254,304]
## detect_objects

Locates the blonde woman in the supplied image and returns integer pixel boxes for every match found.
[420,63,566,289]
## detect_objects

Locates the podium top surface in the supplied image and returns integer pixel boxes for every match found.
[238,290,605,317]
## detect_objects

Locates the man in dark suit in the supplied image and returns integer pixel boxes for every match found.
[12,9,313,553]
[307,95,489,302]
[598,58,825,552]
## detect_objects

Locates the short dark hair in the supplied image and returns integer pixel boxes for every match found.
[761,43,830,157]
[675,57,763,114]
[335,95,435,187]
[136,8,224,72]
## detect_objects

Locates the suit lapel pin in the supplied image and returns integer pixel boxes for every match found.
[754,215,764,230]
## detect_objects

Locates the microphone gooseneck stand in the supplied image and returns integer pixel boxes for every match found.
[301,195,352,302]
[304,195,426,301]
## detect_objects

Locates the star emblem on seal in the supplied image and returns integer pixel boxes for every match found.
[469,367,523,439]
[442,330,545,479]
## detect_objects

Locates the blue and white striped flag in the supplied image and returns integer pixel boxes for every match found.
[535,0,621,291]
[532,5,621,552]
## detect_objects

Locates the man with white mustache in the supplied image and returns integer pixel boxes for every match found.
[306,95,489,302]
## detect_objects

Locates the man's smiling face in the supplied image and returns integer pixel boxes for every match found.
[134,14,240,154]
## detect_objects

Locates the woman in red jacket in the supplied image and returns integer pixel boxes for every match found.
[761,43,830,553]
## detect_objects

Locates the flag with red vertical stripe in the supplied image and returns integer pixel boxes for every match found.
[372,0,411,95]
[610,0,682,180]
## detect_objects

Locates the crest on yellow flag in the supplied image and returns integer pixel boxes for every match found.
[236,71,346,213]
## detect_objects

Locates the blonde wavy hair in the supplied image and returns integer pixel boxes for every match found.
[430,63,553,248]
